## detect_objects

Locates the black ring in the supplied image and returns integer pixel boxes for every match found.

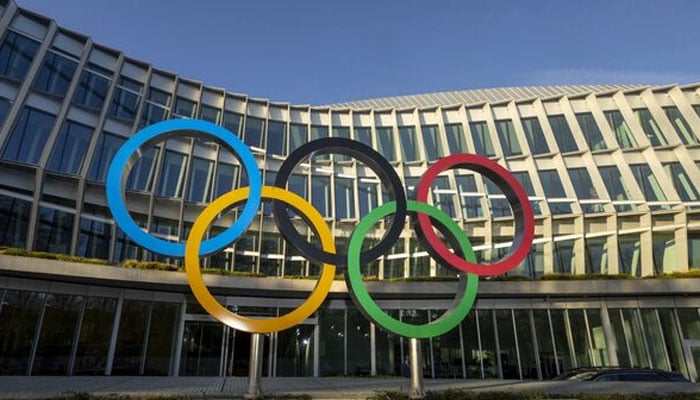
[273,137,407,266]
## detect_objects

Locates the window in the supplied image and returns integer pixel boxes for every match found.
[604,110,637,149]
[186,157,214,203]
[173,97,195,118]
[538,169,567,198]
[214,162,238,198]
[47,120,94,174]
[521,117,549,155]
[634,108,667,147]
[618,234,641,276]
[511,171,535,196]
[469,121,495,157]
[495,119,522,156]
[432,176,456,218]
[585,237,608,274]
[630,164,666,201]
[445,123,468,154]
[2,106,56,164]
[311,175,331,217]
[288,174,308,200]
[689,232,700,269]
[332,127,351,161]
[354,127,372,147]
[198,105,220,123]
[576,113,606,150]
[335,177,355,218]
[266,120,286,156]
[147,87,170,106]
[222,111,243,136]
[553,239,575,274]
[157,150,188,198]
[483,178,511,218]
[140,103,168,127]
[399,126,420,162]
[664,106,698,145]
[375,127,396,161]
[421,124,444,160]
[663,162,699,202]
[568,167,599,199]
[88,132,126,182]
[109,76,142,121]
[77,217,111,259]
[245,117,265,148]
[288,124,307,154]
[653,232,675,275]
[0,194,31,248]
[34,206,74,254]
[0,31,40,80]
[455,174,483,219]
[33,51,78,97]
[0,96,11,126]
[599,165,630,201]
[126,147,158,191]
[548,115,578,153]
[72,66,111,111]
[358,180,378,217]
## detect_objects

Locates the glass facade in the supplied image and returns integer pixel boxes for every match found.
[521,117,549,155]
[47,120,94,174]
[0,31,40,81]
[2,106,56,164]
[33,51,78,97]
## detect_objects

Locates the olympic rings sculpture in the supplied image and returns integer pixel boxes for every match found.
[107,119,534,339]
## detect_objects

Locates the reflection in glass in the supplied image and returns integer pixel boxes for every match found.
[576,113,606,150]
[88,132,126,182]
[318,308,344,376]
[496,309,519,379]
[157,150,188,198]
[32,294,82,375]
[635,108,667,147]
[179,321,222,376]
[399,126,420,162]
[548,115,578,153]
[186,157,214,203]
[112,300,150,375]
[33,52,77,97]
[376,127,396,161]
[144,302,178,375]
[663,162,699,202]
[469,121,495,157]
[605,110,637,149]
[0,194,31,248]
[495,120,522,157]
[640,308,669,370]
[47,120,94,174]
[514,310,538,379]
[445,123,468,154]
[245,117,265,148]
[630,164,666,201]
[618,234,641,276]
[422,125,444,160]
[532,310,557,378]
[72,70,110,111]
[2,106,56,164]
[277,324,314,376]
[0,31,40,80]
[521,117,549,155]
[477,310,499,378]
[549,309,572,372]
[664,106,698,145]
[0,290,45,374]
[585,309,609,366]
[34,207,74,255]
[73,297,116,375]
[77,218,111,259]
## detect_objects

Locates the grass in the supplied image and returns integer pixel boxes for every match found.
[369,390,700,400]
[42,393,311,400]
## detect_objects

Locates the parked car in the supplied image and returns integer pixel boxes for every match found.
[554,367,689,382]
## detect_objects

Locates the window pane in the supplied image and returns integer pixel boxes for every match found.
[618,234,641,276]
[477,310,499,378]
[422,125,444,160]
[288,123,307,153]
[2,106,56,164]
[469,121,494,157]
[521,117,549,155]
[214,162,238,198]
[126,147,158,191]
[77,218,111,259]
[0,96,11,126]
[358,180,378,217]
[73,297,116,375]
[585,236,608,274]
[455,175,483,219]
[318,308,344,376]
[335,177,355,219]
[568,309,591,367]
[0,194,31,248]
[354,127,372,147]
[198,105,220,123]
[34,207,74,254]
[33,52,77,97]
[495,119,522,157]
[550,310,572,372]
[47,120,94,174]
[0,290,45,374]
[186,157,214,203]
[630,164,666,201]
[689,232,700,269]
[0,31,40,80]
[548,115,578,153]
[445,123,468,154]
[376,127,396,161]
[144,302,178,375]
[576,113,606,151]
[173,97,195,118]
[222,111,243,137]
[653,232,675,275]
[495,309,519,379]
[267,120,286,156]
[514,310,538,379]
[532,310,557,378]
[538,169,567,198]
[567,168,597,199]
[312,176,331,217]
[332,127,351,161]
[664,106,698,145]
[511,171,535,196]
[399,126,420,162]
[432,176,456,218]
[245,117,265,148]
[108,79,142,121]
[147,87,170,106]
[72,70,110,111]
[553,239,575,274]
[139,103,168,128]
[112,300,150,375]
[599,165,631,201]
[88,132,126,182]
[605,110,637,149]
[663,162,699,202]
[157,150,188,198]
[635,108,667,147]
[32,294,82,375]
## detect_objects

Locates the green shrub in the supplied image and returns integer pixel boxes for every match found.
[120,259,178,271]
[2,247,110,266]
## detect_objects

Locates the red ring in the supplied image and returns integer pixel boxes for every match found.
[415,154,534,276]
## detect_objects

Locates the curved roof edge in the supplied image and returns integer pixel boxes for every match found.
[326,84,647,109]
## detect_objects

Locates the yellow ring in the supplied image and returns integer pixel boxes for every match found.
[185,186,336,333]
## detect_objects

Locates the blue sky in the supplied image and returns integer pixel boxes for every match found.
[16,0,700,105]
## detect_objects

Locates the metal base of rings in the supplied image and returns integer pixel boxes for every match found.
[409,338,424,399]
[243,333,264,399]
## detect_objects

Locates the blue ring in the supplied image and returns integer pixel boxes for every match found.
[106,119,262,257]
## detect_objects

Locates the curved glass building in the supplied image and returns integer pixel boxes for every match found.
[1,0,700,381]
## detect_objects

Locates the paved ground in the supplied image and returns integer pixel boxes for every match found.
[0,376,697,399]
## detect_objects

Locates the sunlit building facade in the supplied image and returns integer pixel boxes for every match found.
[2,0,700,381]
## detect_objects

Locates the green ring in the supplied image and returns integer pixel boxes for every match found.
[346,200,479,338]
